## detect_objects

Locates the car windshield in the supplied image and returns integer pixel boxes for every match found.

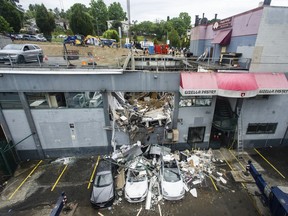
[3,44,23,50]
[94,173,113,187]
[127,170,147,182]
[163,168,181,182]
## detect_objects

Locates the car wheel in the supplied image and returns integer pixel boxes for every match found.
[17,55,25,64]
[39,55,43,63]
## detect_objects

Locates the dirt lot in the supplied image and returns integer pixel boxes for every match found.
[13,41,130,66]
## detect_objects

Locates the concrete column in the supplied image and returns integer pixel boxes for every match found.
[172,92,180,129]
[18,92,44,159]
[0,107,13,143]
[101,91,112,152]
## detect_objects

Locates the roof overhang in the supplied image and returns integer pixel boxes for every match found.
[180,72,288,98]
[211,29,232,46]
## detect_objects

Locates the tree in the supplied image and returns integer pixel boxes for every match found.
[69,3,94,36]
[108,2,126,21]
[89,0,108,35]
[0,16,13,32]
[168,28,180,47]
[0,0,22,32]
[35,4,56,41]
[169,17,186,37]
[179,12,191,29]
[110,20,122,31]
[103,29,119,41]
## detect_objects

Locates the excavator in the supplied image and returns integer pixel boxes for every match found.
[246,160,288,216]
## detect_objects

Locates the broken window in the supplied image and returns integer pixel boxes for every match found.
[187,127,205,143]
[65,92,103,108]
[26,92,66,108]
[179,96,212,107]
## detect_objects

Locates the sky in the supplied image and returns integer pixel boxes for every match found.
[19,0,288,23]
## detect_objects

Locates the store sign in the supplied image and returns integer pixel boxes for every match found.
[258,89,288,95]
[182,89,217,96]
[212,17,232,30]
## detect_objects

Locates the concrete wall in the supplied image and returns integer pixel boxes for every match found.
[250,7,288,72]
[3,108,109,159]
[242,95,288,147]
[2,110,35,150]
[177,97,216,149]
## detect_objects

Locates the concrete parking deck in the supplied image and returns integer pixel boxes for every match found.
[0,147,287,216]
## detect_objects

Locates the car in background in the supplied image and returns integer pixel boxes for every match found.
[125,159,148,203]
[90,159,116,208]
[0,44,44,64]
[160,157,185,200]
[35,34,47,42]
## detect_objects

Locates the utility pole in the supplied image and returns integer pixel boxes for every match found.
[127,0,131,41]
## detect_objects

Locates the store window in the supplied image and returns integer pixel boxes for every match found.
[26,93,66,108]
[246,123,277,134]
[187,127,205,143]
[66,92,103,108]
[179,96,212,107]
[0,93,22,109]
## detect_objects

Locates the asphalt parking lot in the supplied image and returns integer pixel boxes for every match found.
[0,146,287,216]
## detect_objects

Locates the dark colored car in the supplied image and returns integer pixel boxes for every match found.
[90,159,116,208]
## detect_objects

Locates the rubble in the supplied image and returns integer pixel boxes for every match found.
[108,92,174,143]
[109,144,229,211]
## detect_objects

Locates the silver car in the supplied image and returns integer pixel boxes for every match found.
[90,159,115,208]
[0,44,44,64]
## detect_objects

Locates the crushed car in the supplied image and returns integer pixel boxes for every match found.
[125,158,148,203]
[160,155,185,200]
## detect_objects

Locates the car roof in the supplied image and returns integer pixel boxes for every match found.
[96,159,112,173]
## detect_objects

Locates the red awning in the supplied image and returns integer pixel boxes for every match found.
[216,73,259,97]
[180,72,218,96]
[255,73,288,95]
[180,72,288,98]
[211,29,232,46]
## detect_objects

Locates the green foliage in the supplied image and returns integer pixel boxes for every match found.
[0,0,22,32]
[35,4,56,41]
[179,12,191,29]
[168,17,186,37]
[103,29,119,42]
[89,0,108,35]
[0,16,13,33]
[168,28,180,47]
[108,2,126,21]
[69,3,94,36]
[110,20,122,31]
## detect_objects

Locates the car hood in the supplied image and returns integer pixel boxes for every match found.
[125,180,148,198]
[162,180,184,196]
[91,183,114,203]
[0,50,21,55]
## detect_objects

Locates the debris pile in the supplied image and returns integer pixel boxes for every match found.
[109,92,174,143]
[109,144,229,211]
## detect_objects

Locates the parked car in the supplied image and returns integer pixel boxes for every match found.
[125,159,148,203]
[90,159,116,208]
[35,34,47,42]
[0,44,44,64]
[160,157,185,200]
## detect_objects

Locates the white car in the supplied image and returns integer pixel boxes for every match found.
[125,161,148,203]
[160,159,185,200]
[0,44,44,64]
